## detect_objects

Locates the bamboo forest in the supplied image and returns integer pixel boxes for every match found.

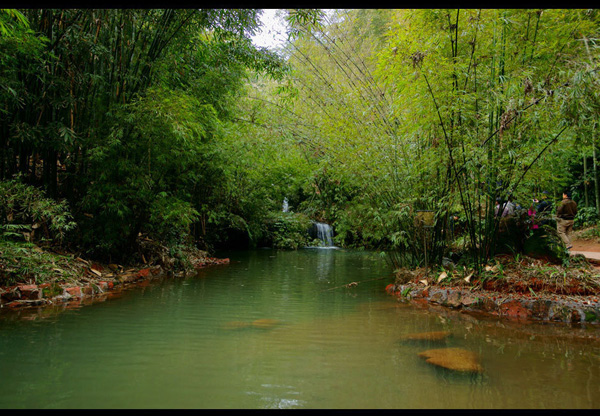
[2,9,600,410]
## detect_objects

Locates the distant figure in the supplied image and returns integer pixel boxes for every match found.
[495,198,515,217]
[506,196,517,213]
[556,190,577,250]
[528,200,539,230]
[536,191,552,226]
[537,191,551,214]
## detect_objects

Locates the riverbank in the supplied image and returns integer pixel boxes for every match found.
[386,237,600,325]
[0,242,230,313]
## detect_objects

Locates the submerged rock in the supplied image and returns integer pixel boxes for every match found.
[418,347,483,373]
[252,319,281,329]
[401,331,452,342]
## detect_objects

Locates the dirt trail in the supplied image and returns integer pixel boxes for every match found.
[570,234,600,264]
[572,238,600,252]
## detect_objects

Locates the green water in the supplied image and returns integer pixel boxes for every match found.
[1,248,599,409]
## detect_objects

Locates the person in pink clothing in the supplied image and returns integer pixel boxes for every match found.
[528,199,539,230]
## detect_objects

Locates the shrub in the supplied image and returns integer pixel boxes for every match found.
[0,178,76,244]
[575,206,597,229]
[263,211,312,250]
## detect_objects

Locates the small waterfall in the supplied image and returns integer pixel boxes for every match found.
[308,221,336,248]
[282,198,289,213]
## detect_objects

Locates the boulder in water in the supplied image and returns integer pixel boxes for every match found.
[418,347,483,373]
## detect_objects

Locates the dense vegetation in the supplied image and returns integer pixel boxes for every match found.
[2,9,600,283]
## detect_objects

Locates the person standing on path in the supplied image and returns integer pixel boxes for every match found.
[556,191,577,250]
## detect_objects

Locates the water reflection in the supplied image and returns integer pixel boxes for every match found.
[0,249,599,408]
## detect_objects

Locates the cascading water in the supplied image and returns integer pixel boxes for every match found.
[282,198,289,213]
[308,221,337,248]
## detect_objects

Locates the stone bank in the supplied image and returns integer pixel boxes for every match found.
[0,257,230,311]
[387,283,600,324]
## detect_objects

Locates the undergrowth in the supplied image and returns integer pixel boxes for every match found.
[0,240,82,286]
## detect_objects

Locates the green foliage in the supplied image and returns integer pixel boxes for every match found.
[0,9,28,37]
[263,211,312,250]
[0,239,80,285]
[79,86,213,259]
[2,8,600,274]
[575,206,598,228]
[0,8,290,263]
[0,178,76,243]
[265,8,600,271]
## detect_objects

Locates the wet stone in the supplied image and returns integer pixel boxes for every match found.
[445,291,462,308]
[18,285,41,300]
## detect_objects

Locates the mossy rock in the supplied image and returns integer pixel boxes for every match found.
[42,282,63,298]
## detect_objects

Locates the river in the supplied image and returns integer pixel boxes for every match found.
[0,248,599,408]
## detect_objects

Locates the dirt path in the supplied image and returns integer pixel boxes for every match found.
[572,238,600,252]
[571,234,600,262]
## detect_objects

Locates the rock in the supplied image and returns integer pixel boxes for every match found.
[137,268,150,278]
[65,286,82,297]
[18,285,41,300]
[401,331,452,341]
[82,286,94,296]
[1,286,21,301]
[445,290,462,308]
[53,293,71,303]
[460,293,480,307]
[441,258,455,270]
[418,347,483,373]
[499,300,532,320]
[119,273,137,283]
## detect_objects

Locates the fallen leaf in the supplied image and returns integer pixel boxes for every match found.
[464,273,473,283]
[419,279,429,286]
[437,271,447,283]
[89,268,102,277]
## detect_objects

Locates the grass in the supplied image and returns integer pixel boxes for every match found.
[0,239,83,286]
